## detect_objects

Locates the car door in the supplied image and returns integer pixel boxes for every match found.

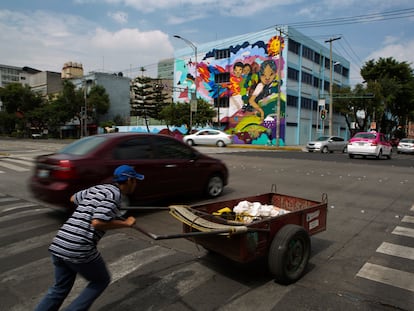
[149,135,202,197]
[195,130,210,145]
[379,134,392,155]
[106,136,160,201]
[332,136,344,151]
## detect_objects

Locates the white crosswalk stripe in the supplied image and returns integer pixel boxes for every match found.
[0,156,34,172]
[356,263,414,292]
[356,206,414,293]
[0,194,219,311]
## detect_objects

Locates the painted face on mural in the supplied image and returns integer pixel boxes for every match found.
[260,64,276,85]
[233,64,243,77]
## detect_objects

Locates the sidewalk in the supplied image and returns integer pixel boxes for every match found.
[0,137,305,155]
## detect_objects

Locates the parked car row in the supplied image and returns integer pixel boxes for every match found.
[307,131,413,159]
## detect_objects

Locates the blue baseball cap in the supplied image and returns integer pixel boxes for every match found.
[113,165,144,183]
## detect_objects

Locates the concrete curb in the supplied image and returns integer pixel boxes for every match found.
[228,144,304,151]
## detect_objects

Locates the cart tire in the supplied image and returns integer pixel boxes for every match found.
[268,224,310,284]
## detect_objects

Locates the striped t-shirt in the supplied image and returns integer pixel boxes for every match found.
[49,184,122,263]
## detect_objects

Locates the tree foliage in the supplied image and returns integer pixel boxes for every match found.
[131,76,170,131]
[334,57,414,136]
[160,99,216,134]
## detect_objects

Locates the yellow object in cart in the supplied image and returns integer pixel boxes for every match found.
[212,207,232,216]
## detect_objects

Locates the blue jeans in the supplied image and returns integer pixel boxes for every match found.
[34,255,111,311]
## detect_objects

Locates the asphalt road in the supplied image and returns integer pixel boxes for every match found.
[1,139,414,310]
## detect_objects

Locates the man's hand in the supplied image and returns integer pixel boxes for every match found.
[124,216,136,227]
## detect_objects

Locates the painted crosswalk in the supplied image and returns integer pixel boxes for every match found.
[0,193,259,311]
[356,204,414,293]
[0,155,35,173]
[2,191,414,310]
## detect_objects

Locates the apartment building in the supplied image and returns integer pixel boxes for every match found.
[173,27,350,146]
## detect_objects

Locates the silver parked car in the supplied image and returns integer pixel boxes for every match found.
[397,138,414,154]
[183,129,233,147]
[306,136,348,153]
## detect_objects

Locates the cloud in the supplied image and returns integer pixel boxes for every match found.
[0,9,173,76]
[108,11,128,24]
[366,39,414,65]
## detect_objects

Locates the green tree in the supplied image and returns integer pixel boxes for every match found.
[360,57,414,134]
[160,99,216,134]
[131,76,170,132]
[87,85,110,124]
[0,83,43,135]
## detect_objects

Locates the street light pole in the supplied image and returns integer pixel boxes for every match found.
[325,36,341,136]
[174,35,197,132]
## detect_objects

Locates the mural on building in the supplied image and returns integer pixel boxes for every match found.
[175,35,286,146]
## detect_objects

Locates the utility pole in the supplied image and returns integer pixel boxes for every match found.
[325,36,341,136]
[275,27,285,146]
[174,35,198,133]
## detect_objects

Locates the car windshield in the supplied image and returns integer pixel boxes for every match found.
[401,139,414,143]
[316,136,330,141]
[354,133,376,139]
[58,136,107,155]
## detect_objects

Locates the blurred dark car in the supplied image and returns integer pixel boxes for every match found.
[29,133,229,209]
[397,138,414,154]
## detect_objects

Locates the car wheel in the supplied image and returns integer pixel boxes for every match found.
[268,224,310,284]
[321,146,328,154]
[216,140,226,147]
[349,153,354,159]
[342,146,347,153]
[186,139,194,146]
[206,175,224,197]
[376,149,382,159]
[386,149,392,159]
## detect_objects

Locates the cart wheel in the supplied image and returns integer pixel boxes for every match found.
[268,224,310,284]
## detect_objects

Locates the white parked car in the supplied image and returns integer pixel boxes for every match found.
[397,138,414,154]
[306,136,348,153]
[183,129,233,147]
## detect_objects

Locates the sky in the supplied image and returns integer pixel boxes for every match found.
[1,0,414,85]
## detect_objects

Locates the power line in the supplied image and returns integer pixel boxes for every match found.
[284,8,414,29]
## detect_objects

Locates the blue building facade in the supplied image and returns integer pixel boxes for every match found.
[174,27,350,146]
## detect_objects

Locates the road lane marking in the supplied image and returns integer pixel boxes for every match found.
[392,226,414,238]
[0,202,43,215]
[59,245,177,310]
[0,217,58,237]
[0,231,56,259]
[0,161,30,172]
[402,215,414,224]
[376,242,414,260]
[3,157,34,166]
[0,197,20,203]
[356,263,414,292]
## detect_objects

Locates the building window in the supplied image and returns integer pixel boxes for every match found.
[288,39,300,55]
[214,72,230,84]
[214,96,229,108]
[301,72,313,85]
[314,52,321,64]
[215,49,230,60]
[302,46,313,61]
[324,80,330,92]
[287,95,298,107]
[287,67,299,81]
[342,67,349,78]
[325,58,330,69]
[313,77,320,88]
[301,97,313,110]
